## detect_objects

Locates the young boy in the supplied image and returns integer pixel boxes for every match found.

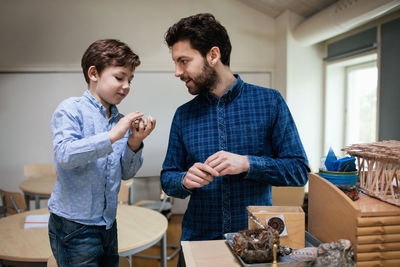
[48,39,156,267]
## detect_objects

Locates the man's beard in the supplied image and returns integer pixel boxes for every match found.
[187,60,218,95]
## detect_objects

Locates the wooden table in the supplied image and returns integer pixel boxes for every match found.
[19,176,56,210]
[182,240,241,267]
[0,205,168,267]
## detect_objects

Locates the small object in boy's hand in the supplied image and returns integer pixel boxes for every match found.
[134,119,140,131]
[134,115,154,131]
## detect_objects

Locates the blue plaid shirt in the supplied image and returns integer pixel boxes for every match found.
[161,75,309,241]
[49,90,143,229]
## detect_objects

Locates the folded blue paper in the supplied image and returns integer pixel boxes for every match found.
[325,147,338,171]
[337,157,357,172]
[324,147,356,172]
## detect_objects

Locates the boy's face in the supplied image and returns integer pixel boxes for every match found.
[171,40,217,95]
[90,65,134,108]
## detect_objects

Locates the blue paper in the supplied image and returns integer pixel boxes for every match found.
[337,157,356,172]
[324,147,338,171]
[323,147,357,172]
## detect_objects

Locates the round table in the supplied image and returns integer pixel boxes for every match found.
[19,176,56,210]
[0,205,168,266]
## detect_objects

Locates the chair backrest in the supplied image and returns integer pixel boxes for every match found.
[0,189,27,215]
[24,163,56,178]
[118,179,133,205]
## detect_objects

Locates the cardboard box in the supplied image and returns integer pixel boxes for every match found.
[272,186,305,206]
[247,206,305,249]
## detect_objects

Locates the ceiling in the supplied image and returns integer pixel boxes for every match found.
[238,0,339,18]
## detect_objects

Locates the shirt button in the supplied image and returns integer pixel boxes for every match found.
[88,160,91,163]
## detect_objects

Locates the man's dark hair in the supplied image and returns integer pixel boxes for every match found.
[81,39,140,84]
[165,13,232,66]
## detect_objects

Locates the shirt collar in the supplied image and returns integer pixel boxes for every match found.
[202,74,243,104]
[83,90,119,119]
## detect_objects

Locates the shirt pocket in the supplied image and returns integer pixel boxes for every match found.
[230,123,266,155]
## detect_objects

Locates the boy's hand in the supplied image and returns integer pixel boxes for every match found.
[127,116,156,152]
[109,112,143,144]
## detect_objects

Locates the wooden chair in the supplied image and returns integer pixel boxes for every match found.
[118,179,133,205]
[0,189,27,215]
[23,163,57,209]
[135,190,173,219]
[24,163,57,179]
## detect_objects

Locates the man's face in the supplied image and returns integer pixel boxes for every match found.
[90,65,134,108]
[171,40,218,95]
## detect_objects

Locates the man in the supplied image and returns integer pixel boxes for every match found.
[161,13,309,242]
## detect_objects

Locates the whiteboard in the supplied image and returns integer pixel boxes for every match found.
[0,71,270,191]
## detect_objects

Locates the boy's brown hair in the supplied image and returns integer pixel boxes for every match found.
[81,39,141,84]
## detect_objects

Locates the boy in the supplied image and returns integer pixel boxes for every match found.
[48,39,156,267]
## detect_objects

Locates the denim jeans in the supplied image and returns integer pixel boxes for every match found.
[48,213,119,267]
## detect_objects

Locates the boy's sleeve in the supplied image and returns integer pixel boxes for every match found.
[51,102,113,169]
[120,142,143,180]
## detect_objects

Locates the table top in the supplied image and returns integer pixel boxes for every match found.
[182,240,241,267]
[117,204,168,255]
[0,205,168,263]
[19,175,56,196]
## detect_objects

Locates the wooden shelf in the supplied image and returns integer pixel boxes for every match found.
[308,173,400,266]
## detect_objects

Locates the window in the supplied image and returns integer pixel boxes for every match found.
[324,53,377,155]
[345,61,378,145]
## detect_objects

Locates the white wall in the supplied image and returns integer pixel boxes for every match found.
[0,0,275,72]
[275,11,324,172]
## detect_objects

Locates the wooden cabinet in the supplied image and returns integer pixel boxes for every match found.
[308,173,400,267]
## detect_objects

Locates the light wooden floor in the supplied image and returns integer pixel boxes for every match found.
[130,214,183,267]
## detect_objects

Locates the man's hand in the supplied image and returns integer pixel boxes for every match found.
[109,111,143,144]
[205,150,249,176]
[183,162,219,189]
[127,116,156,152]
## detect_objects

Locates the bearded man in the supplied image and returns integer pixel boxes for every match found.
[161,13,310,244]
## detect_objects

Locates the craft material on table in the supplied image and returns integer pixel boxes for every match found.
[342,140,400,207]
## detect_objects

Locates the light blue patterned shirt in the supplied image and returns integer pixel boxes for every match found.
[48,90,143,229]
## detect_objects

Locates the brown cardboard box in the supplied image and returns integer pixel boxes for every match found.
[272,186,305,206]
[248,206,305,249]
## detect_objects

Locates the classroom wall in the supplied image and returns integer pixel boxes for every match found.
[0,0,275,72]
[275,11,324,172]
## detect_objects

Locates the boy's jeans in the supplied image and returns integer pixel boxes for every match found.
[48,213,119,267]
